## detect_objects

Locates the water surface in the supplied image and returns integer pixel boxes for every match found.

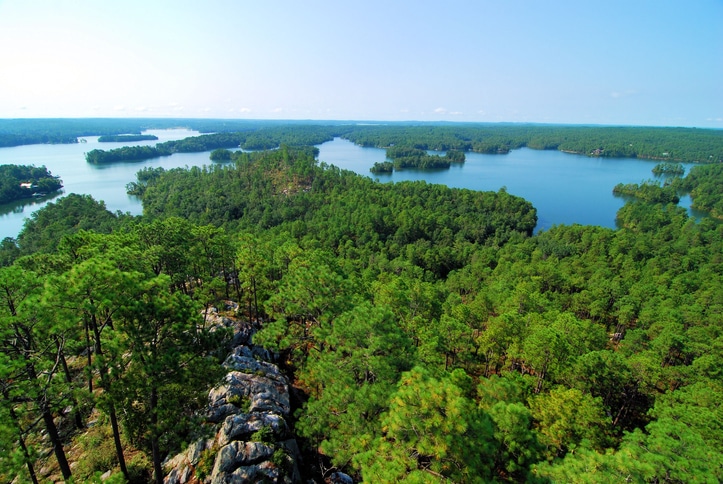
[0,129,214,238]
[0,133,698,239]
[317,138,696,232]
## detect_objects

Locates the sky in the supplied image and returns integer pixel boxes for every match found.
[0,0,721,127]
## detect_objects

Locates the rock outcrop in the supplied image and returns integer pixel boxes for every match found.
[164,304,302,484]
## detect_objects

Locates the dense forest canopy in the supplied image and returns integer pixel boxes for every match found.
[0,164,63,204]
[97,134,159,142]
[1,122,723,483]
[673,163,723,220]
[370,146,467,172]
[0,119,344,148]
[341,124,723,163]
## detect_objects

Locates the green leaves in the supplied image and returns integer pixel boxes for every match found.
[295,303,415,467]
[535,383,723,482]
[359,367,496,483]
[529,387,611,458]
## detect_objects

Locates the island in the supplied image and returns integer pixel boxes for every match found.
[97,134,159,142]
[0,164,63,204]
[209,148,233,161]
[85,145,168,164]
[371,146,466,173]
[85,132,249,163]
[652,161,685,176]
[612,181,680,204]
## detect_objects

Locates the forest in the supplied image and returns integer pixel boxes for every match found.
[370,146,466,172]
[1,124,723,483]
[0,165,63,204]
[64,120,723,165]
[98,135,159,143]
[340,125,723,163]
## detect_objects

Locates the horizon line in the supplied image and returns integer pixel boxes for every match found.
[0,117,720,131]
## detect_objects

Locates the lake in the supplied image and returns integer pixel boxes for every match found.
[0,128,213,239]
[0,131,696,240]
[316,138,697,232]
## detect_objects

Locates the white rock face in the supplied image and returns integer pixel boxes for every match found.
[164,306,302,484]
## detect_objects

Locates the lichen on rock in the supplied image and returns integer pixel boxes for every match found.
[164,304,302,484]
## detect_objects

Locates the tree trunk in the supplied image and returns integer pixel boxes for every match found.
[252,276,259,325]
[6,398,39,484]
[150,387,164,484]
[85,319,93,392]
[108,404,129,479]
[26,362,72,480]
[90,310,129,481]
[41,405,72,480]
[535,365,547,394]
[55,336,84,429]
[17,432,39,484]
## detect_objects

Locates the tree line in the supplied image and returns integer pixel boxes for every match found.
[0,118,312,147]
[98,134,158,142]
[612,160,723,221]
[342,124,723,163]
[62,121,723,165]
[370,146,466,173]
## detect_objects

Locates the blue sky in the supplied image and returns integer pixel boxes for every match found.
[0,0,720,127]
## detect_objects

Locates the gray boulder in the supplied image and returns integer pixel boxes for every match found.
[218,412,287,447]
[164,306,301,484]
[210,441,275,478]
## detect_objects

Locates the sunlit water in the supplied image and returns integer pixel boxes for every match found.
[317,138,698,233]
[0,129,215,238]
[0,132,699,239]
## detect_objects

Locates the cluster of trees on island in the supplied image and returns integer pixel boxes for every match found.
[1,139,722,482]
[0,119,177,147]
[371,146,466,173]
[341,125,723,162]
[97,134,159,142]
[85,128,340,164]
[0,165,63,204]
[612,161,723,220]
[73,121,722,166]
[0,118,287,147]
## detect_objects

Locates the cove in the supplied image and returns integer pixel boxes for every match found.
[316,138,696,233]
[0,129,209,239]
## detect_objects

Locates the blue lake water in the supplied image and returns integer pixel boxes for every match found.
[0,128,213,239]
[317,138,697,232]
[0,132,697,239]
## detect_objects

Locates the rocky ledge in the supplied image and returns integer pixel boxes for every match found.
[164,304,302,484]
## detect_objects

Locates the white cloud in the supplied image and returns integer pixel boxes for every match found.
[610,90,637,99]
[434,107,447,114]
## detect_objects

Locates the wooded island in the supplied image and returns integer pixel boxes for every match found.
[0,165,63,204]
[98,134,159,142]
[69,121,723,164]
